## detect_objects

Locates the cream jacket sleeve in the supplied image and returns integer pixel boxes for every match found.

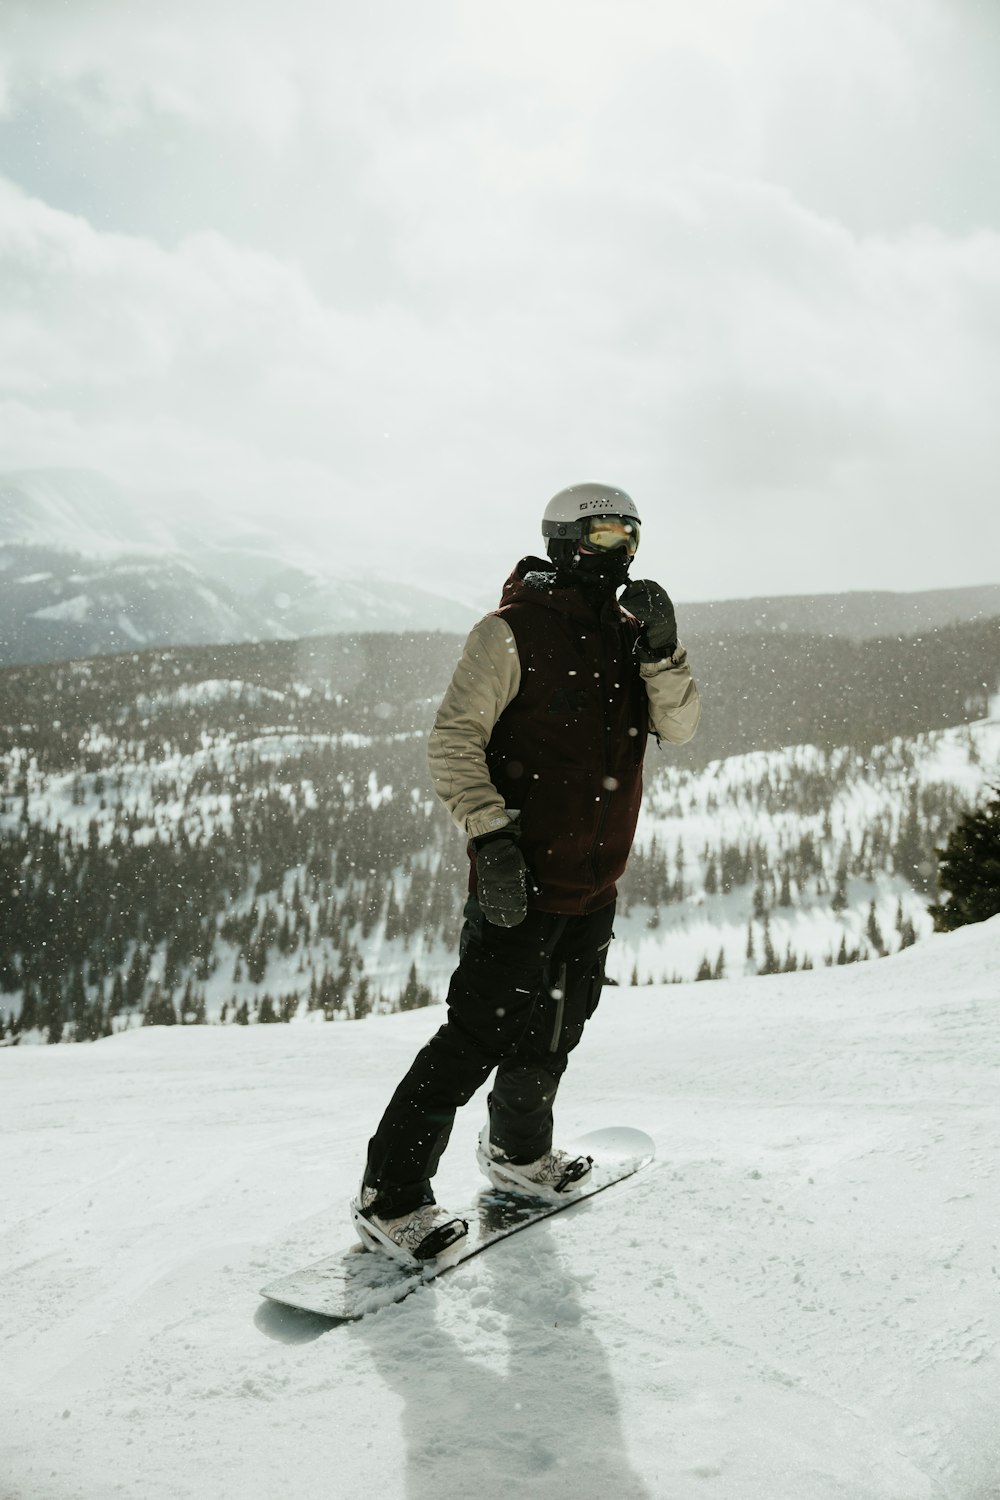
[427,615,702,836]
[427,614,522,839]
[640,645,701,744]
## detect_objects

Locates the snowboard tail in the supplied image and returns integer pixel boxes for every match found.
[260,1126,654,1323]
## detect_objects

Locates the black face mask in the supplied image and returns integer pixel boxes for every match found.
[569,547,633,596]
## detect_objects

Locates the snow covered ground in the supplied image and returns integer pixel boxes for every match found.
[2,916,999,1500]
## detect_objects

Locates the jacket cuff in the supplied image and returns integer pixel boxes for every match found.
[639,643,688,675]
[466,809,516,840]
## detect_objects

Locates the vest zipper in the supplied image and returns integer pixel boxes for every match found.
[587,625,614,909]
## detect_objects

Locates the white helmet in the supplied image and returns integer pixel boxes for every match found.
[541,482,641,567]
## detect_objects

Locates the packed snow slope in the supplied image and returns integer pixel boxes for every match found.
[2,917,999,1500]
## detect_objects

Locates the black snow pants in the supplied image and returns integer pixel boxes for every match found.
[364,897,615,1216]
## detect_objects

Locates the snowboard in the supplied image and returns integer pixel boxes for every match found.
[260,1126,654,1323]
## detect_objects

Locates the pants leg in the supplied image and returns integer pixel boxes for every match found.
[488,902,615,1162]
[365,898,616,1214]
[364,902,563,1213]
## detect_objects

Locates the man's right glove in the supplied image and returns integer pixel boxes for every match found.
[473,828,528,927]
[619,578,678,662]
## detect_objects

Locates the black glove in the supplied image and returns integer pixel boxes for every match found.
[619,579,678,662]
[473,828,528,927]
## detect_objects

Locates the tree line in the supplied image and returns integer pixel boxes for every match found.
[1,620,997,1042]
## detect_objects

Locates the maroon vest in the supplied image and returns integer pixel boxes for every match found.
[472,557,649,915]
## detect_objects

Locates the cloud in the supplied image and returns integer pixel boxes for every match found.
[0,177,375,543]
[0,1,998,599]
[0,0,305,145]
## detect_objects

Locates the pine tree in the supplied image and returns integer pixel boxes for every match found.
[866,899,886,956]
[182,981,206,1024]
[759,916,780,976]
[41,974,63,1045]
[352,977,372,1021]
[20,981,38,1035]
[399,962,423,1012]
[831,851,849,913]
[143,983,177,1027]
[928,788,1000,931]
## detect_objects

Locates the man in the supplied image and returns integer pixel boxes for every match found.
[352,483,701,1264]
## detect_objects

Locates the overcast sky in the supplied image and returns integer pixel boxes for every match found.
[1,0,998,604]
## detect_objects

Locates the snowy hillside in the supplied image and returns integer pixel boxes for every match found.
[2,915,998,1500]
[2,684,998,1043]
[618,713,1000,983]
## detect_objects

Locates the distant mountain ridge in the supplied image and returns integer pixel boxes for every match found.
[679,585,1000,643]
[1,466,998,665]
[0,543,291,664]
[0,468,478,663]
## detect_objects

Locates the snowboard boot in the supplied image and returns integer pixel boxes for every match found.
[351,1184,469,1268]
[476,1126,593,1203]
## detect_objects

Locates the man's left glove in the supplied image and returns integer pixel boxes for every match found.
[619,579,678,662]
[473,828,528,927]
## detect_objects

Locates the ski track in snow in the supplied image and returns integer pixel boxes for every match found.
[2,917,999,1499]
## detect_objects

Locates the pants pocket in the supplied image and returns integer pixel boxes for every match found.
[586,937,612,1019]
[458,894,486,960]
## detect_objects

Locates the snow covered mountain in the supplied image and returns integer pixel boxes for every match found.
[0,468,477,663]
[238,559,479,638]
[0,542,294,662]
[2,913,997,1498]
[3,467,999,665]
[0,467,202,556]
[0,467,294,559]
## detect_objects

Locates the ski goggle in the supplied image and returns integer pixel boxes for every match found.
[581,515,641,556]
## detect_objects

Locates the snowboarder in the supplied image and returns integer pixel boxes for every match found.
[352,483,701,1263]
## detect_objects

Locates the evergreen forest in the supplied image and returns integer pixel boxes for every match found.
[1,618,997,1042]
